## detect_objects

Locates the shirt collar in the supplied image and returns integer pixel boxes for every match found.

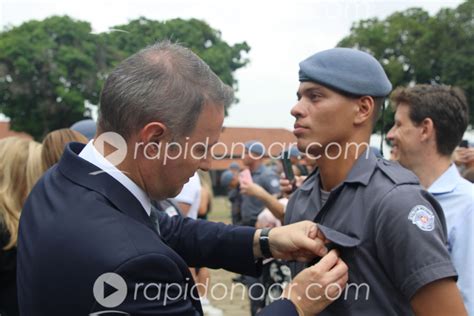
[428,164,461,195]
[299,148,377,192]
[78,140,152,216]
[343,149,378,186]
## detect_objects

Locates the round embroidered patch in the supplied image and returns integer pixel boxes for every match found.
[408,205,435,232]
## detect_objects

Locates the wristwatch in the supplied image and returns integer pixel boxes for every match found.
[259,227,273,258]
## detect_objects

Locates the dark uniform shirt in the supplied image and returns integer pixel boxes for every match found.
[228,188,243,225]
[240,165,280,227]
[284,150,457,315]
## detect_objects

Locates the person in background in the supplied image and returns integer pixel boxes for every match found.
[42,128,89,170]
[453,143,474,179]
[175,171,202,219]
[387,84,473,313]
[193,170,223,316]
[0,137,43,316]
[462,167,474,183]
[229,161,240,175]
[70,119,96,141]
[240,181,285,222]
[288,146,308,176]
[238,140,281,315]
[220,169,241,225]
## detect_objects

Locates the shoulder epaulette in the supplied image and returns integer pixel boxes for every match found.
[376,159,419,185]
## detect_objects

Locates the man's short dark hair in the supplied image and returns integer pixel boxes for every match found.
[390,84,469,156]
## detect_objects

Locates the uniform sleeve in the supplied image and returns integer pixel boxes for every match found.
[374,185,457,300]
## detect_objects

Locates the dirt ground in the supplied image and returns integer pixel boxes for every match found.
[204,197,252,316]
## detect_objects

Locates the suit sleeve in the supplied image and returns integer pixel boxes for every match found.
[258,299,299,315]
[90,253,200,315]
[157,210,261,277]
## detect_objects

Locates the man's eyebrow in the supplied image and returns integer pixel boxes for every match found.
[297,86,324,97]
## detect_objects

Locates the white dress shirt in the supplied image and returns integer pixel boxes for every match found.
[79,140,152,216]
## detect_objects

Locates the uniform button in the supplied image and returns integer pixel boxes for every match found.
[383,160,390,166]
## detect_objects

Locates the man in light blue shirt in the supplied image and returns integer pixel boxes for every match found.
[387,84,473,314]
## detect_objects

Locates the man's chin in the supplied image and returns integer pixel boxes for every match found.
[170,184,185,198]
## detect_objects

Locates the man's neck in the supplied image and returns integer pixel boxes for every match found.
[92,139,146,192]
[411,153,452,189]
[317,142,368,191]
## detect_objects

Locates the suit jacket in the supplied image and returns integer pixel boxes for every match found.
[17,143,298,315]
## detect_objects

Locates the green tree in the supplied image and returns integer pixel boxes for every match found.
[0,16,250,139]
[338,0,474,130]
[102,17,250,104]
[0,16,102,140]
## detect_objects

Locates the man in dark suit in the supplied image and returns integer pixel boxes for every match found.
[17,42,348,315]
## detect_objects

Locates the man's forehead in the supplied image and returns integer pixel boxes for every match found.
[298,82,327,93]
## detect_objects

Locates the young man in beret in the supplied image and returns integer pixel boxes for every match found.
[284,48,467,315]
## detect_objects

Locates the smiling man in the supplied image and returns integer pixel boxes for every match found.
[387,84,473,314]
[284,48,467,315]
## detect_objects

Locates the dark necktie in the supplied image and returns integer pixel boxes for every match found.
[149,205,161,236]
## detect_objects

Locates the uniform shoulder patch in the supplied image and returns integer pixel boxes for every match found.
[270,178,280,188]
[408,205,435,231]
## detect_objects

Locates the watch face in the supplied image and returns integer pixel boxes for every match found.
[260,228,273,258]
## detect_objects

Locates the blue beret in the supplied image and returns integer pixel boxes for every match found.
[289,146,301,158]
[220,170,235,188]
[244,140,265,156]
[70,119,96,141]
[299,48,392,97]
[229,162,240,171]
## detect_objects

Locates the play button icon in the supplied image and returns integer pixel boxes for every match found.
[93,132,128,167]
[93,272,127,308]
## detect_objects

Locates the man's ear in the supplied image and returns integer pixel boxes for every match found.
[138,122,168,157]
[354,96,374,125]
[420,118,435,142]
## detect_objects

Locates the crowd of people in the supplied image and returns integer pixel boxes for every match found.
[0,41,472,316]
[0,127,90,315]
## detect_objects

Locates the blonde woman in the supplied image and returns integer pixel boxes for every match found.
[42,128,88,170]
[0,137,43,316]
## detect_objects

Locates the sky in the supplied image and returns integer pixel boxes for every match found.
[0,0,465,132]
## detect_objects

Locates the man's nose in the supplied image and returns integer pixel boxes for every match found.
[291,100,305,119]
[386,126,395,141]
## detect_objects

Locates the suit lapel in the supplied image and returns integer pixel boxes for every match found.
[58,142,157,234]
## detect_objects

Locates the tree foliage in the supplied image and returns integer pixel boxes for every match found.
[0,16,101,139]
[338,0,474,131]
[0,16,250,140]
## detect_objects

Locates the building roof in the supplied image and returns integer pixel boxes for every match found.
[0,121,32,140]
